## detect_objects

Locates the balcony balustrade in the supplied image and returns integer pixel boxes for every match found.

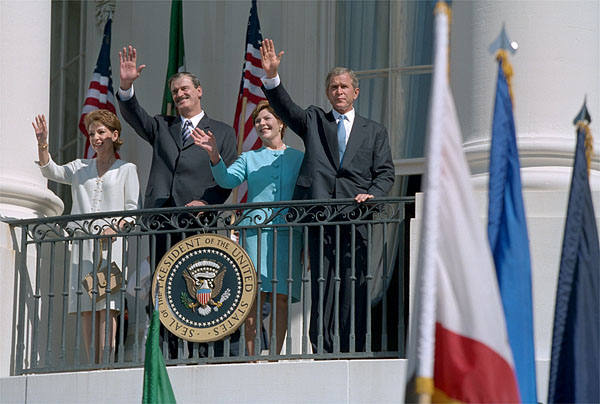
[6,197,414,374]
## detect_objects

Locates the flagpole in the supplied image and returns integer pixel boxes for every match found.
[233,96,249,204]
[162,0,185,117]
[230,96,248,234]
[418,394,431,404]
[230,0,267,238]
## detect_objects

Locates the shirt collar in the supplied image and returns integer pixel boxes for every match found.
[181,111,205,128]
[332,108,355,124]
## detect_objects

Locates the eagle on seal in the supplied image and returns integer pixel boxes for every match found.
[182,260,228,315]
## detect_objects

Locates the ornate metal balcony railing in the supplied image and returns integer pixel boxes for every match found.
[6,197,414,375]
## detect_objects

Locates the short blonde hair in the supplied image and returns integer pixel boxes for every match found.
[251,100,287,138]
[84,109,123,150]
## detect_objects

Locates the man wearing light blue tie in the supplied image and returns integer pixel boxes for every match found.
[260,39,395,353]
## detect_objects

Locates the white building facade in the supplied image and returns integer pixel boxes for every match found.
[1,0,598,402]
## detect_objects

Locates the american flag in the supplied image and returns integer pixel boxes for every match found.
[78,17,116,159]
[232,0,267,203]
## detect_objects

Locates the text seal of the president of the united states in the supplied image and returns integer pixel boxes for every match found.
[151,233,257,343]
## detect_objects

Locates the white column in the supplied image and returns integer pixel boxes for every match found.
[0,0,63,218]
[450,2,599,402]
[0,0,63,377]
[451,1,599,187]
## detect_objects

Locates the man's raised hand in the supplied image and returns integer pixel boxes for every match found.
[119,46,146,90]
[260,39,284,79]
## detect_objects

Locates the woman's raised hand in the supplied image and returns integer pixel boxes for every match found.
[190,128,220,165]
[32,114,48,145]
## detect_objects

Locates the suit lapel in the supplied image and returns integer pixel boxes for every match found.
[189,114,210,150]
[341,114,367,168]
[323,111,341,167]
[170,118,183,150]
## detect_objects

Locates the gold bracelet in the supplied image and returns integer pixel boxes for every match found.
[38,144,48,150]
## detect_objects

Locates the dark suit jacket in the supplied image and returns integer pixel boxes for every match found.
[118,93,237,208]
[264,83,395,201]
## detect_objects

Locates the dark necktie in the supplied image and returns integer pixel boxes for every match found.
[182,120,193,144]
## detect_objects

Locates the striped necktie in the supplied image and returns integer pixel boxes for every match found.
[337,114,347,163]
[182,120,193,144]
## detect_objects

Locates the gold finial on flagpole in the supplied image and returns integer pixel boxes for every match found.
[574,97,593,176]
[490,24,518,107]
[433,1,452,79]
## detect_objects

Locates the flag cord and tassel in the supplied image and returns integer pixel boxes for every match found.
[496,50,515,107]
[576,121,594,177]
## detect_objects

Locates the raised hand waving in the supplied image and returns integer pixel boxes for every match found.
[119,45,146,90]
[260,39,284,79]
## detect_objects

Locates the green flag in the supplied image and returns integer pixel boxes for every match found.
[162,0,186,116]
[142,310,176,403]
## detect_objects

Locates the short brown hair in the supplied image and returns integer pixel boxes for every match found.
[325,67,359,90]
[251,100,287,138]
[84,109,123,151]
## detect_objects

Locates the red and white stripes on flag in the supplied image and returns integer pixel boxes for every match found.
[79,17,116,159]
[232,0,266,203]
[405,3,520,403]
[197,289,211,306]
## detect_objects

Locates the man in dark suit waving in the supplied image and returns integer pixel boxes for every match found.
[117,46,237,211]
[260,39,395,353]
[117,46,238,357]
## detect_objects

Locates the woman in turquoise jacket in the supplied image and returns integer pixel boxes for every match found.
[191,100,303,356]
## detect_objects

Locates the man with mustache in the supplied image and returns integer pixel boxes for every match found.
[117,45,238,358]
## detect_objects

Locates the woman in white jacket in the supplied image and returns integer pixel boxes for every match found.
[33,110,140,363]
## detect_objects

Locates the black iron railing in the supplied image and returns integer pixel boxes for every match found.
[6,197,414,374]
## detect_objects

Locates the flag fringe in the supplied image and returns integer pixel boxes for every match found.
[432,388,462,404]
[416,376,435,395]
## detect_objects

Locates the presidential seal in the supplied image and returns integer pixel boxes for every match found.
[151,234,257,343]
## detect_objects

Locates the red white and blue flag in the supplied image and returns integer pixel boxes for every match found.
[232,0,267,203]
[78,17,117,159]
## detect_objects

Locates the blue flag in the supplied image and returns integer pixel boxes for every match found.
[487,54,537,403]
[547,119,599,403]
